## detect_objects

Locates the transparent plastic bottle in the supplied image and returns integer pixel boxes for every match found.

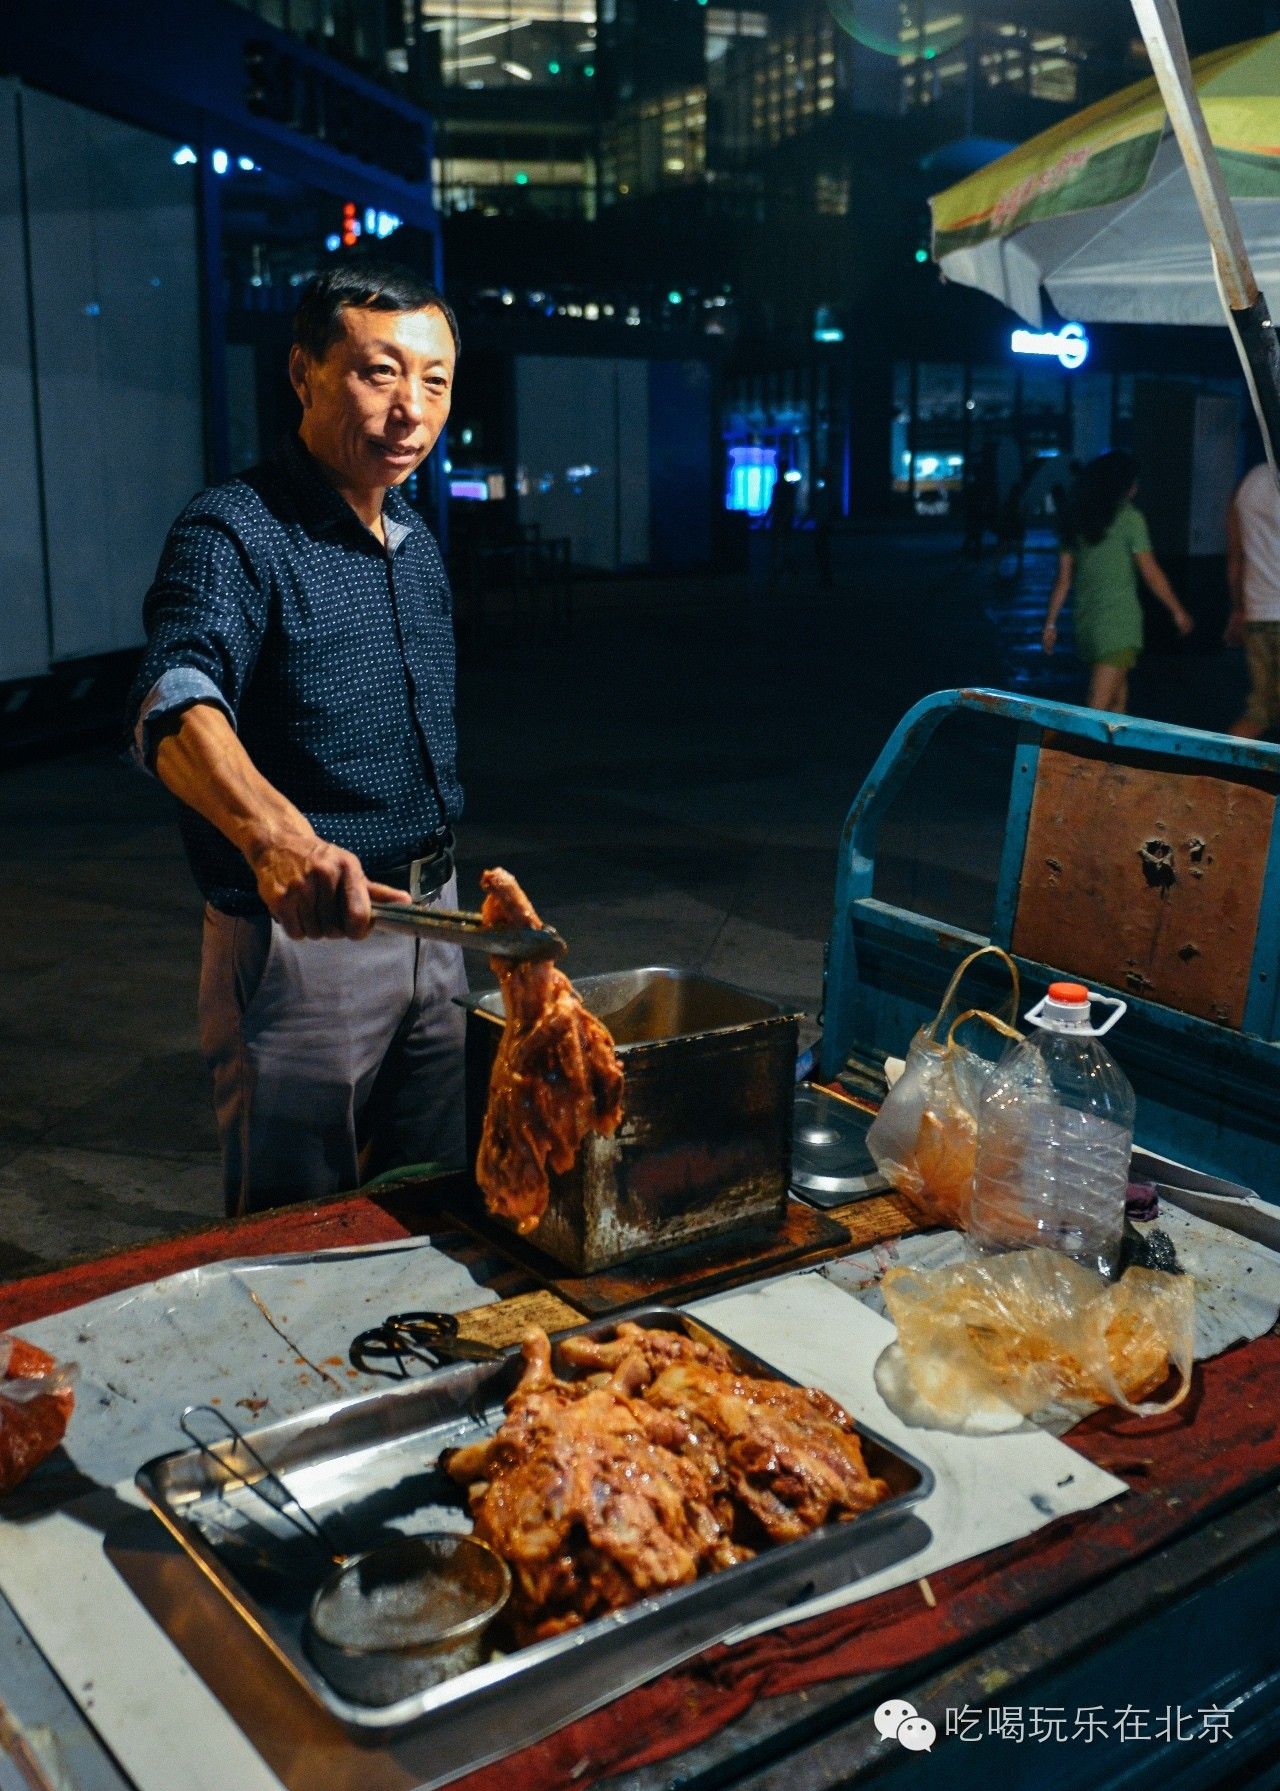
[969,982,1135,1277]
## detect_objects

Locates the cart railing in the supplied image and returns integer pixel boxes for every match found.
[820,688,1280,1198]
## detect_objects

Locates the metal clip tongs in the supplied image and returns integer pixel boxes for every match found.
[180,1403,346,1566]
[369,902,566,963]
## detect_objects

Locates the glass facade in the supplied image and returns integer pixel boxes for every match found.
[888,3,1149,116]
[601,87,706,200]
[228,0,600,98]
[422,1,598,91]
[891,356,1119,518]
[434,141,596,216]
[899,15,1087,110]
[722,361,843,520]
[711,10,841,157]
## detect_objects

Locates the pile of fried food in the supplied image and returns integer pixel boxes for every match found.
[445,1322,889,1644]
[475,868,624,1235]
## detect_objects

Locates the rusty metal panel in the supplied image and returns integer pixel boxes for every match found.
[1011,739,1277,1028]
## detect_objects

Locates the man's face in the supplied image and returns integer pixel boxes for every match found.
[290,303,455,496]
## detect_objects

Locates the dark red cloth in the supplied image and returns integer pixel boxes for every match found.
[0,1197,420,1331]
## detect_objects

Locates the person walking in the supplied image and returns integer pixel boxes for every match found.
[1041,449,1194,714]
[1224,459,1280,739]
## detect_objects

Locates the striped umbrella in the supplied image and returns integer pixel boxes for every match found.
[930,29,1280,328]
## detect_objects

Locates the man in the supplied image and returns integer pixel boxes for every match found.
[128,260,467,1215]
[1225,457,1280,739]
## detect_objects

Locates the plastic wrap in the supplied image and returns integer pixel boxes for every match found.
[878,1249,1195,1432]
[0,1335,76,1493]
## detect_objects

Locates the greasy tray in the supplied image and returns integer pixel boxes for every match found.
[136,1308,933,1774]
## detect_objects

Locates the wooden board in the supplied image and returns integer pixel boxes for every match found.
[454,1288,586,1343]
[1011,738,1276,1027]
[822,1191,920,1248]
[439,1194,851,1317]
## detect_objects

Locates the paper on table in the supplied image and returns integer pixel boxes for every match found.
[688,1271,1127,1643]
[14,1238,501,1488]
[0,1485,287,1791]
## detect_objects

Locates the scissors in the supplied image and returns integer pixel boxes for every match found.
[349,1310,504,1378]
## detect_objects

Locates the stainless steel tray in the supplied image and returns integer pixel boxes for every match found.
[136,1307,933,1779]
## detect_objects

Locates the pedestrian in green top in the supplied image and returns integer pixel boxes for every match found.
[1042,450,1194,714]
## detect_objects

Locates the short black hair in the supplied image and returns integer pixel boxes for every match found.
[293,258,459,360]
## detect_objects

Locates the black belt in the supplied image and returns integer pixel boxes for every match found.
[373,829,455,900]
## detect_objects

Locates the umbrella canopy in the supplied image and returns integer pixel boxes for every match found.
[931,32,1280,327]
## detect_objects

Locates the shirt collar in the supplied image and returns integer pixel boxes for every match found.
[276,434,424,552]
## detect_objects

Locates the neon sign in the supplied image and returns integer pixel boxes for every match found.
[1010,320,1090,371]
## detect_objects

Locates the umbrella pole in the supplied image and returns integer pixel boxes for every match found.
[1129,0,1280,478]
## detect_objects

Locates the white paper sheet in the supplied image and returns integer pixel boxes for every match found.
[688,1273,1126,1642]
[15,1238,501,1487]
[0,1486,286,1791]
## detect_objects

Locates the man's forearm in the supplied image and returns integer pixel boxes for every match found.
[153,701,312,867]
[153,702,407,938]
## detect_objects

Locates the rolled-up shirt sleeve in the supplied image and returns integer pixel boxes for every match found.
[131,667,236,772]
[126,506,267,774]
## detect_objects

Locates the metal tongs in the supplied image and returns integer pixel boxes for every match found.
[370,901,566,962]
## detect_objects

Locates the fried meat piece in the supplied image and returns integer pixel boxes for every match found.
[445,1323,889,1641]
[447,1331,739,1644]
[475,868,624,1234]
[644,1363,890,1543]
[563,1321,889,1542]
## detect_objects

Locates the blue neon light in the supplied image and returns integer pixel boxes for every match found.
[726,446,778,516]
[1010,320,1090,371]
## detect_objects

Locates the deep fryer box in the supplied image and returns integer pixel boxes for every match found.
[460,967,800,1273]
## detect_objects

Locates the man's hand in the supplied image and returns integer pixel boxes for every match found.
[1041,619,1058,656]
[1171,604,1195,639]
[247,827,411,939]
[152,705,413,940]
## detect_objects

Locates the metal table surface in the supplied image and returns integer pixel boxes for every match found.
[2,1180,1279,1791]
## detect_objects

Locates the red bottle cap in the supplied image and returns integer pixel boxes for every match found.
[1047,981,1089,1003]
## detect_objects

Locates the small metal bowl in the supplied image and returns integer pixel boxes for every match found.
[304,1532,511,1708]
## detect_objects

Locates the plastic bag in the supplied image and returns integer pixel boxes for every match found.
[866,946,1022,1230]
[878,1249,1195,1433]
[0,1335,77,1494]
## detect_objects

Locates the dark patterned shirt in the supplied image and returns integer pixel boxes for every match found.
[127,434,461,915]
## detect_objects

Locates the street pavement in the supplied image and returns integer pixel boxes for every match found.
[0,527,1247,1273]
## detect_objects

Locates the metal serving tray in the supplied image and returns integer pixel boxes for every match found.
[136,1308,933,1782]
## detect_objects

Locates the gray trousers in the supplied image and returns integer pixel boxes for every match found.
[198,874,468,1216]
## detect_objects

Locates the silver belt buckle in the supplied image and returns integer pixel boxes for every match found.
[409,851,451,903]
